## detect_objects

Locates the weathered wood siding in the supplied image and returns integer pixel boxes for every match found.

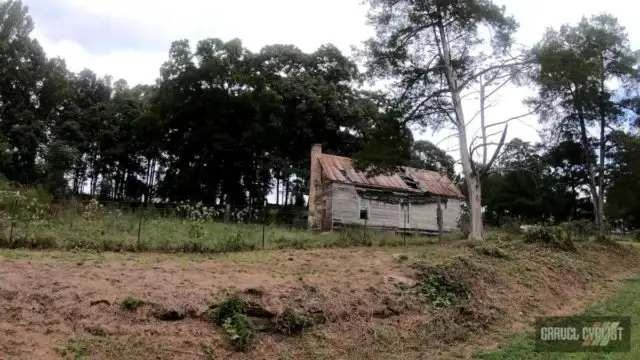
[328,182,461,231]
[328,183,360,226]
[408,199,461,232]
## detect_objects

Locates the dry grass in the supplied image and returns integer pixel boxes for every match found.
[0,237,638,359]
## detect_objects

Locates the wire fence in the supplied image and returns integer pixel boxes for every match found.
[0,196,426,253]
[0,193,633,253]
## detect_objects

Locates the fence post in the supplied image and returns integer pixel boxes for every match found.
[9,198,17,244]
[262,207,266,249]
[136,204,144,249]
[363,218,367,243]
[403,202,407,246]
[437,197,443,242]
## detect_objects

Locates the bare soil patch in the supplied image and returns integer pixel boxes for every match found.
[0,241,638,359]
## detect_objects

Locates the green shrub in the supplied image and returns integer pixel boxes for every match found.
[222,313,255,351]
[523,225,577,252]
[187,222,205,239]
[122,297,145,311]
[219,230,255,252]
[631,230,640,242]
[273,308,313,335]
[414,267,472,308]
[209,297,243,326]
[560,220,595,242]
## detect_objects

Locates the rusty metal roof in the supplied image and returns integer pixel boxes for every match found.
[318,154,464,199]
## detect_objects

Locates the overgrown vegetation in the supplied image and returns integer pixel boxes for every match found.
[121,297,145,311]
[523,225,577,252]
[207,297,255,351]
[0,191,447,252]
[410,260,473,308]
[208,297,243,326]
[55,338,90,360]
[221,313,256,351]
[273,308,314,335]
[208,296,315,351]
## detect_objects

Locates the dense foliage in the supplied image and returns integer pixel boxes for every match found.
[0,0,413,206]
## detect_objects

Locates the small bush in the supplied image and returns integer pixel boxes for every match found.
[219,230,255,252]
[631,230,640,242]
[273,308,313,335]
[122,297,145,311]
[187,222,205,239]
[523,225,577,252]
[414,267,472,308]
[560,220,595,242]
[222,313,255,351]
[209,297,243,326]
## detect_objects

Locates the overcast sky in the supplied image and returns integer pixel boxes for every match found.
[26,0,640,163]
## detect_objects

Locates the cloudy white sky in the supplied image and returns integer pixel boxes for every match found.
[25,0,640,162]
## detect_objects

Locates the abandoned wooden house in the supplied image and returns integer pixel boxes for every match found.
[307,144,465,233]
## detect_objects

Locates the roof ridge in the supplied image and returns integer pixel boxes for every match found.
[319,154,442,176]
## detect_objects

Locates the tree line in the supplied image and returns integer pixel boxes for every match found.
[1,0,639,236]
[0,0,414,207]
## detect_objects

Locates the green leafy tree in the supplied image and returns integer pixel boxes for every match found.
[531,14,640,238]
[410,140,455,179]
[607,130,640,228]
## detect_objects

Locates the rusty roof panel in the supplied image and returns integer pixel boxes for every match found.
[318,154,464,199]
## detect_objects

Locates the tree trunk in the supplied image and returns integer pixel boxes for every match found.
[437,20,484,241]
[284,177,290,206]
[577,115,603,236]
[597,55,607,240]
[467,174,483,241]
[275,178,280,205]
[597,111,607,239]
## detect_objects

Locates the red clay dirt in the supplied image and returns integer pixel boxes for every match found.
[0,242,638,360]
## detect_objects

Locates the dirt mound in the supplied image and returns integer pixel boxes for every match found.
[0,242,638,359]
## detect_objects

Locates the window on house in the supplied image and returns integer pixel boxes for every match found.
[399,201,410,225]
[358,196,371,220]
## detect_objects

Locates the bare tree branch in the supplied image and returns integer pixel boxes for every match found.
[469,129,504,154]
[483,108,539,131]
[482,124,509,174]
[458,59,529,91]
[483,71,518,99]
[434,132,459,147]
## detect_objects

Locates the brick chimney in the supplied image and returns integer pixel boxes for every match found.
[308,144,322,230]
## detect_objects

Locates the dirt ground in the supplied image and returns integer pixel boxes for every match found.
[0,242,638,360]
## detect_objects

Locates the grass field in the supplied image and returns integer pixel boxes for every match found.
[475,277,640,359]
[1,206,455,253]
